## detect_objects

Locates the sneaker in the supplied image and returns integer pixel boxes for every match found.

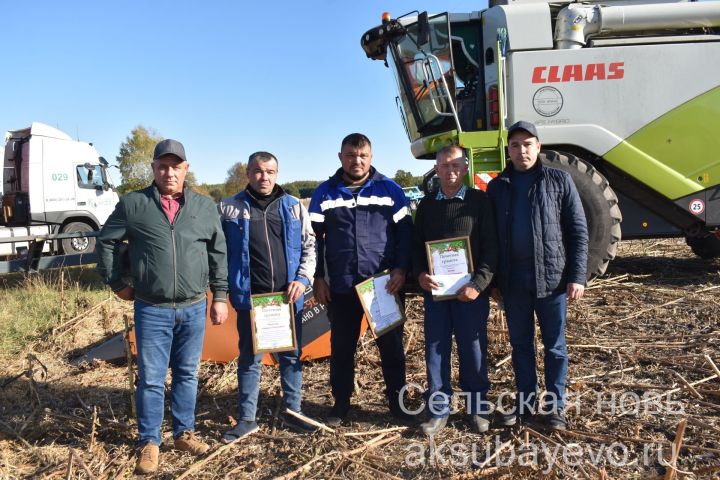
[420,416,448,436]
[221,420,259,444]
[174,431,210,455]
[326,399,350,427]
[135,443,159,475]
[469,414,490,433]
[545,412,568,431]
[282,410,318,434]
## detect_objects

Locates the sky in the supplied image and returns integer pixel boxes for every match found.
[1,1,487,186]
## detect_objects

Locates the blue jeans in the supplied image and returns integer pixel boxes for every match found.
[503,269,568,412]
[134,299,207,445]
[423,294,490,418]
[236,309,303,421]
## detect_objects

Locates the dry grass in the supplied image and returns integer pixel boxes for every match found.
[1,239,720,479]
[0,268,110,356]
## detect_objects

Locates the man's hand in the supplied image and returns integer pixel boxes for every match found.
[210,301,228,325]
[418,272,440,292]
[313,277,331,304]
[457,284,480,302]
[114,286,135,301]
[567,283,585,300]
[385,268,406,294]
[287,281,306,304]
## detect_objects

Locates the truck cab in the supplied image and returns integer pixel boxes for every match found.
[1,122,119,255]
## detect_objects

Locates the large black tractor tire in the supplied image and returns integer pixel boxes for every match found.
[686,233,720,259]
[540,151,622,279]
[60,221,96,254]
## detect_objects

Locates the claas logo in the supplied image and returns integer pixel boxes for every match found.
[532,62,624,83]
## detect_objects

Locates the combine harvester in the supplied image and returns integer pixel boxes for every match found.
[360,0,720,276]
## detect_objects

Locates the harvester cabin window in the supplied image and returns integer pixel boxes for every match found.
[76,165,104,189]
[392,13,457,136]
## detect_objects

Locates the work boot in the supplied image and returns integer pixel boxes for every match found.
[494,406,536,428]
[326,398,350,427]
[544,412,568,431]
[174,431,210,455]
[221,420,259,444]
[388,394,414,422]
[469,414,490,433]
[135,443,159,475]
[420,416,448,436]
[282,410,319,434]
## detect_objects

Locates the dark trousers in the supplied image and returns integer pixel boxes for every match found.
[504,268,568,412]
[328,291,406,401]
[423,294,490,418]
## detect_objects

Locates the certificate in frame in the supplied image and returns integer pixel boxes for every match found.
[425,236,474,301]
[355,270,406,338]
[250,292,297,354]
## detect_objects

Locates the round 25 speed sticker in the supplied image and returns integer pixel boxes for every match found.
[689,198,705,216]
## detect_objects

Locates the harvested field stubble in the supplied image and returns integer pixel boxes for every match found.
[1,239,719,479]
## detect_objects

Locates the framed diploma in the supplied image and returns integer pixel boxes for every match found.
[355,270,406,338]
[425,236,474,301]
[250,292,297,354]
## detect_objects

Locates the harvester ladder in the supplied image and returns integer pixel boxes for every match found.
[462,30,508,189]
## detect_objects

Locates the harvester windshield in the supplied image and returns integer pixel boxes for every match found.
[390,13,456,140]
[362,12,484,152]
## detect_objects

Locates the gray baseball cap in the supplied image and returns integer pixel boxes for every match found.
[153,139,187,162]
[508,121,539,140]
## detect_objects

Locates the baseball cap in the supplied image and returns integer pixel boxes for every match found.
[507,121,539,140]
[153,139,187,162]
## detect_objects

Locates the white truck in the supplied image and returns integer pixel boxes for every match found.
[1,123,119,256]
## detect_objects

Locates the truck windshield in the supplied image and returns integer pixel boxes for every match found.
[389,13,456,140]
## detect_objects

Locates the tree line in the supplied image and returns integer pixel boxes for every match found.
[115,125,423,202]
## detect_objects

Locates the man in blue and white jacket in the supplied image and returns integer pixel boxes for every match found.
[309,133,413,426]
[219,151,316,442]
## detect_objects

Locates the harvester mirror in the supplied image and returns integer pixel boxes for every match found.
[417,11,430,46]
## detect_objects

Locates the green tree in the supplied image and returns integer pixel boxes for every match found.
[225,162,248,195]
[282,183,301,197]
[208,187,224,202]
[185,171,198,187]
[116,126,159,194]
[394,169,415,188]
[116,126,198,194]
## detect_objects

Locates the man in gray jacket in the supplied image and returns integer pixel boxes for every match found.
[97,139,228,474]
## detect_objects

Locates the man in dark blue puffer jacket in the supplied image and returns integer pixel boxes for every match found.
[487,121,588,431]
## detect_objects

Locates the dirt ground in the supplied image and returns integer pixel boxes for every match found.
[1,239,720,479]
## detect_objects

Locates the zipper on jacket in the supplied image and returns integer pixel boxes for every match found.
[171,224,177,307]
[262,209,275,292]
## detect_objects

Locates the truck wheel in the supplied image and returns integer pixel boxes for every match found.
[61,222,96,254]
[540,151,622,279]
[686,232,720,259]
